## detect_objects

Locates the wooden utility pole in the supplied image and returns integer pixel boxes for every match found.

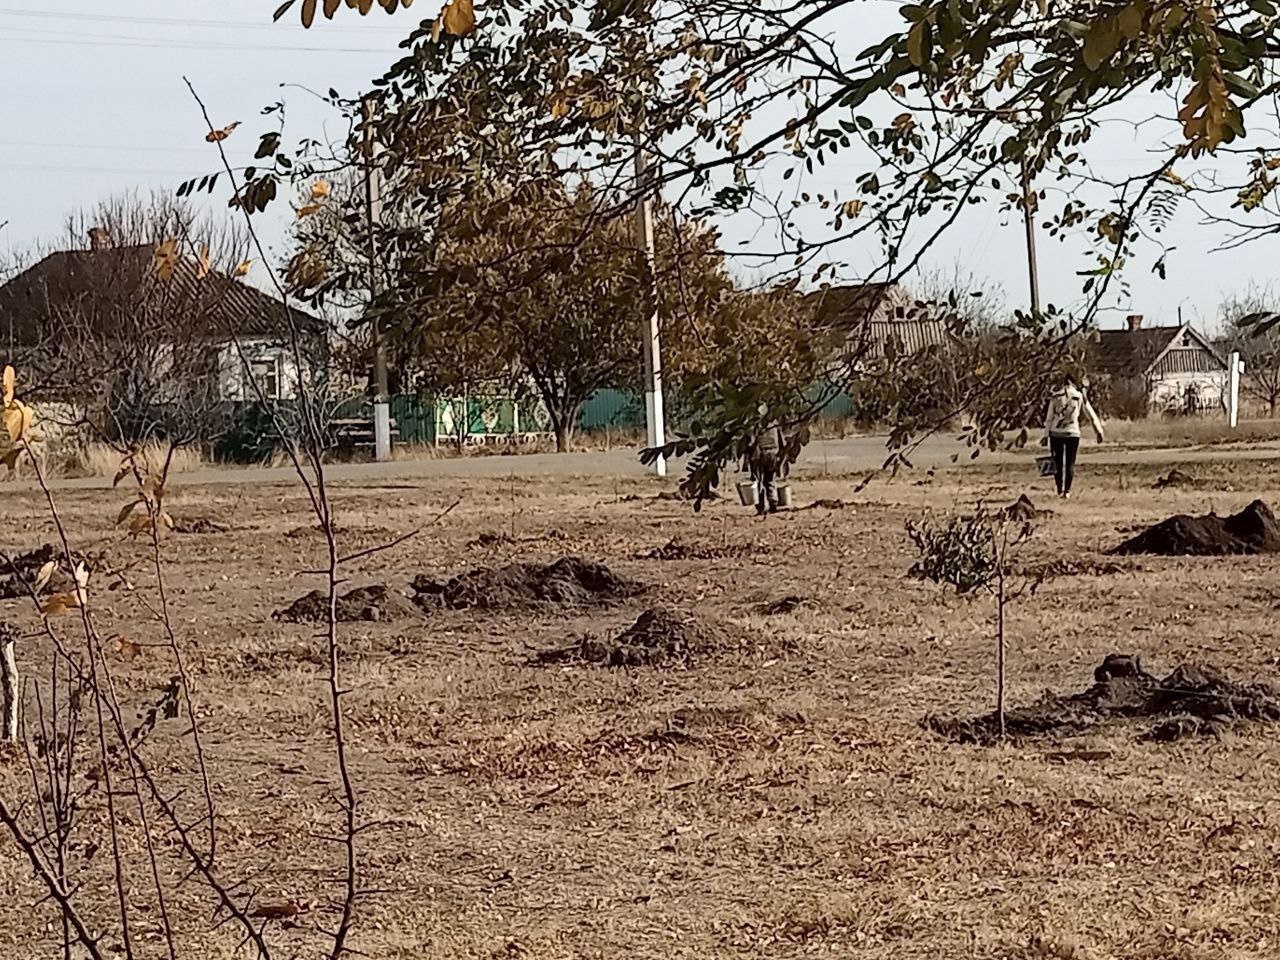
[1021,156,1041,316]
[362,97,392,461]
[633,124,667,477]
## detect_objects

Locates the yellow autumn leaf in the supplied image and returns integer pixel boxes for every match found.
[197,242,212,279]
[205,121,241,143]
[33,561,56,593]
[42,592,80,617]
[2,366,13,405]
[311,179,331,200]
[550,96,570,120]
[842,199,865,218]
[2,401,32,446]
[296,203,323,219]
[153,239,179,281]
[113,635,143,662]
[440,0,475,37]
[234,260,254,278]
[116,500,141,526]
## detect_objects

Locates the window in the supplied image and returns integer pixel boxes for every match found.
[249,357,281,400]
[893,305,907,319]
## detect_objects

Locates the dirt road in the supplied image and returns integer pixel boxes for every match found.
[39,433,1280,490]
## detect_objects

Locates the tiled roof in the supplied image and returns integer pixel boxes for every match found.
[804,283,948,358]
[1095,324,1225,377]
[0,245,323,345]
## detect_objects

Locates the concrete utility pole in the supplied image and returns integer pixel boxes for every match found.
[1228,351,1245,429]
[633,126,667,477]
[1020,156,1041,316]
[362,97,392,462]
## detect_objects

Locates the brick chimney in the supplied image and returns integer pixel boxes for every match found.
[87,226,112,251]
[1126,313,1143,332]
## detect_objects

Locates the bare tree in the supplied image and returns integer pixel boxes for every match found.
[1221,285,1280,418]
[0,191,253,448]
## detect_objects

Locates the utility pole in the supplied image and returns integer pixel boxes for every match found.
[633,124,667,477]
[1020,155,1041,316]
[362,97,392,462]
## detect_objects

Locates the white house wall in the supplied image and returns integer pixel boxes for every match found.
[1149,371,1229,413]
[216,340,305,402]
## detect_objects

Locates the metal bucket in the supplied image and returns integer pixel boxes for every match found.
[736,480,758,507]
[777,484,793,508]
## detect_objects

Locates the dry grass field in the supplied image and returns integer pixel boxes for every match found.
[2,452,1280,960]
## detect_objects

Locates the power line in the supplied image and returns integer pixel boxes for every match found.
[5,139,248,156]
[0,6,412,32]
[0,26,397,53]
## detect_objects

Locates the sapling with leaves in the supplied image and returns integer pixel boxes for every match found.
[906,505,1043,739]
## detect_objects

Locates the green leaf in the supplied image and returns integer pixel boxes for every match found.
[1117,2,1145,41]
[907,18,932,67]
[1224,72,1262,100]
[1082,18,1120,71]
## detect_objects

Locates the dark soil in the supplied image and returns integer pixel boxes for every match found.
[274,584,421,623]
[1111,499,1280,556]
[0,544,79,599]
[1004,494,1051,521]
[926,654,1280,744]
[173,517,229,535]
[757,594,818,616]
[1016,558,1131,579]
[533,607,730,668]
[412,556,642,612]
[640,538,760,562]
[1153,468,1196,489]
[804,499,851,511]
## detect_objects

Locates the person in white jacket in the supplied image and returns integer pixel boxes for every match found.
[1044,377,1105,499]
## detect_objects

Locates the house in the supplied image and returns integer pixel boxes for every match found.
[1094,314,1229,415]
[804,282,950,361]
[0,230,325,426]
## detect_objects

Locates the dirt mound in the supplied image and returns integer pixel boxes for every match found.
[535,607,728,668]
[640,537,759,562]
[412,557,641,612]
[274,584,420,623]
[926,654,1280,744]
[173,517,229,535]
[1112,500,1280,556]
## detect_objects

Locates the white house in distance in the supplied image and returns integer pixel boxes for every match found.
[1095,314,1230,414]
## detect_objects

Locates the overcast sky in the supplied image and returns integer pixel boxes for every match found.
[1,0,1274,332]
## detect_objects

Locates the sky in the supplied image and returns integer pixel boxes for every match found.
[1,0,1276,333]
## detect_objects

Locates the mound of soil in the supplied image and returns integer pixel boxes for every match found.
[412,556,641,612]
[1112,500,1280,556]
[274,584,420,623]
[536,607,728,668]
[926,654,1280,744]
[640,537,758,562]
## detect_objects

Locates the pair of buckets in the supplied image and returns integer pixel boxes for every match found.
[736,479,792,509]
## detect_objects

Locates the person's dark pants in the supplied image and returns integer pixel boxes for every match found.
[1050,435,1080,495]
[754,458,779,514]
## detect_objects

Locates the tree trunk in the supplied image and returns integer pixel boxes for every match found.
[1,635,17,742]
[554,422,571,454]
